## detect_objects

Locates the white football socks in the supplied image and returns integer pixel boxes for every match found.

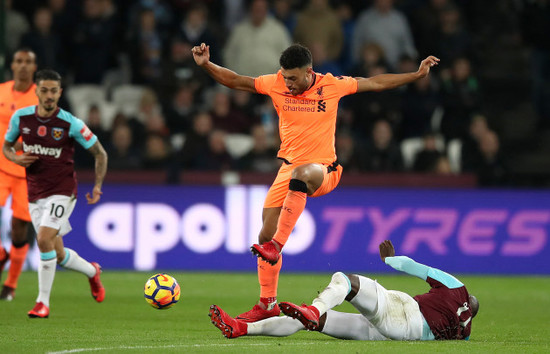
[247,316,304,336]
[311,272,350,315]
[36,257,57,307]
[60,248,96,278]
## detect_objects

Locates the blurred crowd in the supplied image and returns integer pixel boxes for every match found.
[5,0,550,187]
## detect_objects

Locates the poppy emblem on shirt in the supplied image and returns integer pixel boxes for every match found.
[37,125,47,137]
[52,127,64,140]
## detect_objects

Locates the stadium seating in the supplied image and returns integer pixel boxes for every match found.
[447,139,463,174]
[224,133,254,158]
[65,84,106,120]
[400,135,445,170]
[111,84,146,118]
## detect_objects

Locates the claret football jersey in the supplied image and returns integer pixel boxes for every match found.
[255,71,357,165]
[414,277,473,340]
[5,106,97,202]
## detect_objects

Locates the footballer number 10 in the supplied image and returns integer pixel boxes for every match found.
[50,204,65,218]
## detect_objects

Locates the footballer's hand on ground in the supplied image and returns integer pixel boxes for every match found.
[417,56,440,78]
[379,240,395,262]
[15,152,39,167]
[86,186,103,204]
[192,43,210,66]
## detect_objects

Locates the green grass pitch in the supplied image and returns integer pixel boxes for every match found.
[1,271,549,353]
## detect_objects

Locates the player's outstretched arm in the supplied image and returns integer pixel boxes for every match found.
[2,140,39,167]
[379,240,430,280]
[192,43,257,93]
[355,56,440,93]
[85,140,107,204]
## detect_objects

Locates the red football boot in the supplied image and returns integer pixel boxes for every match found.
[250,240,280,265]
[209,305,248,339]
[89,262,105,302]
[28,302,50,318]
[279,302,320,331]
[236,303,280,323]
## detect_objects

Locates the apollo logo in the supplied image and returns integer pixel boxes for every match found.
[23,142,62,158]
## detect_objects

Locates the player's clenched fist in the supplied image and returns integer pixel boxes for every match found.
[192,43,210,66]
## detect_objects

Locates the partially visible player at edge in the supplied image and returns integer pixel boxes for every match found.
[192,42,439,322]
[0,49,38,300]
[210,240,479,341]
[3,69,108,318]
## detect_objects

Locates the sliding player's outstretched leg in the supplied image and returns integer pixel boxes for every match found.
[209,305,248,339]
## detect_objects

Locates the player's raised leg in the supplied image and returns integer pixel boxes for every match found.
[237,208,281,322]
[251,164,324,264]
[55,237,105,302]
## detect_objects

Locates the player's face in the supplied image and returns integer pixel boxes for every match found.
[36,80,62,112]
[281,66,313,96]
[11,51,37,82]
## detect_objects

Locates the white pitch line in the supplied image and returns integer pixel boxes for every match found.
[47,342,322,354]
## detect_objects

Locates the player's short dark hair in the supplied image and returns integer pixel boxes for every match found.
[13,47,36,57]
[35,69,62,85]
[279,44,312,70]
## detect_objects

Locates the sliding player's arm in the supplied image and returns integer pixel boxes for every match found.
[355,56,440,93]
[379,240,464,288]
[192,43,257,93]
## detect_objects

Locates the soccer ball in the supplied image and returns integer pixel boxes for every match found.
[144,273,180,309]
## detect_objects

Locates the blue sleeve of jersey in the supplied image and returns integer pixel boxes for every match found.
[67,113,97,149]
[385,256,464,289]
[5,112,21,142]
[426,267,464,289]
[385,256,429,280]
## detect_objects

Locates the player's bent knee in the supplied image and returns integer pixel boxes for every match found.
[344,274,361,302]
[329,272,352,294]
[290,165,311,182]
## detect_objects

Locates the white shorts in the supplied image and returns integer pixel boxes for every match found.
[370,283,424,340]
[29,195,76,236]
[351,276,424,340]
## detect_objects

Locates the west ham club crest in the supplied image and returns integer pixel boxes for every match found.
[52,127,64,140]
